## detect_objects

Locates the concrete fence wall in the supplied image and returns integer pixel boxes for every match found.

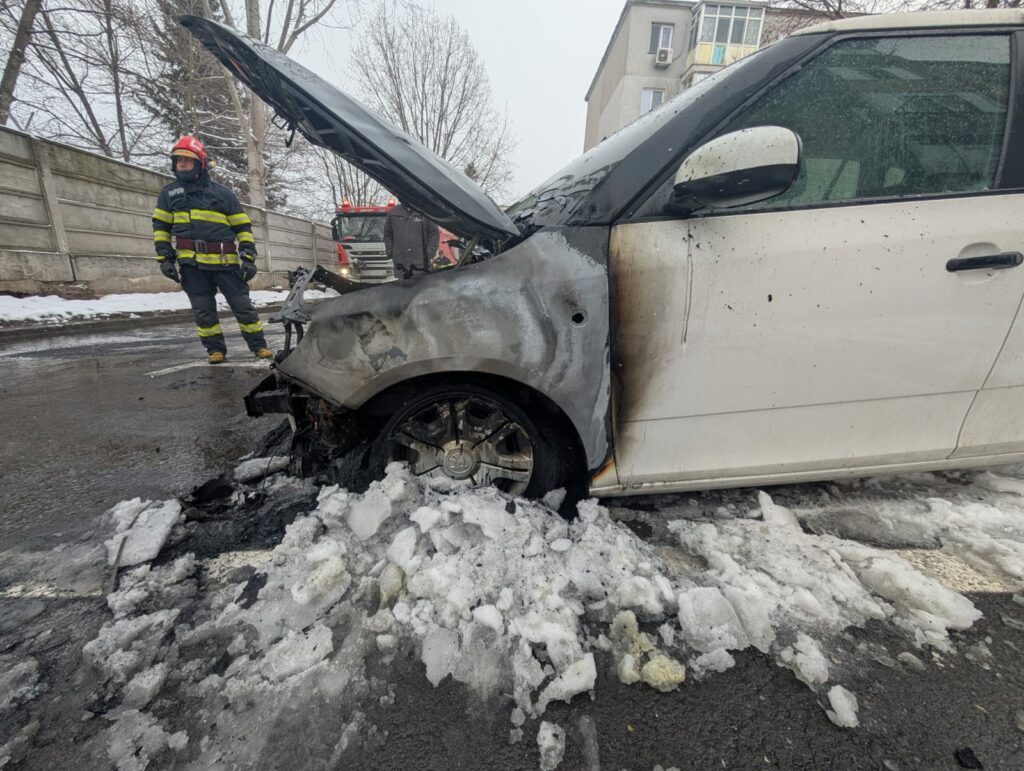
[0,126,336,295]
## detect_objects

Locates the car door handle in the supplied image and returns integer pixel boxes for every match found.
[946,252,1024,272]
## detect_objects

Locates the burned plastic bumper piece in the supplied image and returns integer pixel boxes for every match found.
[245,373,308,418]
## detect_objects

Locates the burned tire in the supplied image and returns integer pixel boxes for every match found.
[367,383,579,500]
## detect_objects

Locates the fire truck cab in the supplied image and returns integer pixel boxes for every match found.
[330,199,396,283]
[331,199,459,282]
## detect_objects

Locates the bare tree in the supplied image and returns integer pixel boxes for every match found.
[277,141,387,218]
[212,0,351,208]
[6,0,159,160]
[0,0,42,125]
[350,1,516,198]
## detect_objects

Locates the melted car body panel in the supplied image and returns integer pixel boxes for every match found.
[277,227,613,469]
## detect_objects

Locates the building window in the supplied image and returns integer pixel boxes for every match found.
[641,88,665,114]
[696,5,764,48]
[649,22,674,53]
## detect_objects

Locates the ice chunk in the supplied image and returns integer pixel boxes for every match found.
[0,657,43,710]
[378,563,405,606]
[897,651,926,671]
[105,500,182,567]
[234,456,290,482]
[537,721,566,771]
[347,487,393,540]
[543,488,567,511]
[975,471,1024,495]
[758,491,800,529]
[841,550,981,632]
[514,613,582,670]
[549,538,573,552]
[387,527,419,572]
[511,637,546,714]
[472,604,504,634]
[615,576,664,617]
[779,633,829,686]
[105,710,187,771]
[641,654,686,692]
[122,663,169,709]
[722,585,775,653]
[616,653,641,685]
[536,654,596,710]
[410,506,446,533]
[108,498,151,532]
[460,496,515,539]
[511,707,526,727]
[545,522,569,543]
[691,649,736,676]
[290,555,350,607]
[260,624,333,681]
[825,684,859,728]
[421,627,459,686]
[676,587,750,653]
[658,623,676,647]
[83,610,179,684]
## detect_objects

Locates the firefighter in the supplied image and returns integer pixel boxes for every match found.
[152,135,272,364]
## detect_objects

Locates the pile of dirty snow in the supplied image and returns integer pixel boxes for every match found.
[73,462,1024,769]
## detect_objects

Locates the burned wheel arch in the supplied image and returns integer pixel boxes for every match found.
[269,227,613,479]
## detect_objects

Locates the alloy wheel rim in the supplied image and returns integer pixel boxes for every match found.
[386,396,534,494]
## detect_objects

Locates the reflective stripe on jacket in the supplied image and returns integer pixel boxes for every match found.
[152,176,255,269]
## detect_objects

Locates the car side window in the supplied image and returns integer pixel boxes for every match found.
[720,34,1012,211]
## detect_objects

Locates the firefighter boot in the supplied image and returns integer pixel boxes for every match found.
[208,351,226,364]
[254,348,273,360]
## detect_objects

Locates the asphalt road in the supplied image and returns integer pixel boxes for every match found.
[0,321,282,549]
[1,322,1023,770]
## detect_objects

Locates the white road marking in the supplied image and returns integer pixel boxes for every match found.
[147,361,272,378]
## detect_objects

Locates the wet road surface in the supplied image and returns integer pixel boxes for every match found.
[1,323,1023,770]
[0,322,281,548]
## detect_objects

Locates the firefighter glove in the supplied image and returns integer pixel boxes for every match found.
[240,258,257,283]
[160,260,180,283]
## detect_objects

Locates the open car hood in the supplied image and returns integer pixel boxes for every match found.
[180,16,519,245]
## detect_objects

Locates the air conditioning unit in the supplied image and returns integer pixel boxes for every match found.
[655,47,672,68]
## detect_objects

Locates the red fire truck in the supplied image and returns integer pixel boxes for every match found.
[330,199,458,282]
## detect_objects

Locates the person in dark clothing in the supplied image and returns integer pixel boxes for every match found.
[383,202,440,279]
[152,135,271,364]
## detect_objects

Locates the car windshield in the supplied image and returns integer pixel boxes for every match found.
[505,44,775,231]
[335,213,386,242]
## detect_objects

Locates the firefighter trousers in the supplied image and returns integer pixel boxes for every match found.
[180,265,268,354]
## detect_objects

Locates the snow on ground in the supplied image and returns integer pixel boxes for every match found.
[34,463,1024,769]
[0,289,336,325]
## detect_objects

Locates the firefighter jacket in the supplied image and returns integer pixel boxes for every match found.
[384,204,440,274]
[152,175,256,270]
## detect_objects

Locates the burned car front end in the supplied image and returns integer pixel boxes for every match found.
[246,229,612,478]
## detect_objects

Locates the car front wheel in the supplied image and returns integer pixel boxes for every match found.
[369,383,577,499]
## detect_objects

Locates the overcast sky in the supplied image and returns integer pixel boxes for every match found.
[296,0,628,200]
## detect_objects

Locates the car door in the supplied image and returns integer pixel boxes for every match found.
[611,31,1024,488]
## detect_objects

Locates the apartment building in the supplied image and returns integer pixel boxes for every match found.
[584,1,824,150]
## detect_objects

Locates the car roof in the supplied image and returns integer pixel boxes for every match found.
[795,9,1024,36]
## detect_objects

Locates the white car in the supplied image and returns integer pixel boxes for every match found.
[188,10,1024,503]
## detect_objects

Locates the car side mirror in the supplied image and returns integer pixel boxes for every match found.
[671,126,801,213]
[330,220,340,241]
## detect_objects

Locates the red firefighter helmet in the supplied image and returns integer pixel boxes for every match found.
[170,135,207,169]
